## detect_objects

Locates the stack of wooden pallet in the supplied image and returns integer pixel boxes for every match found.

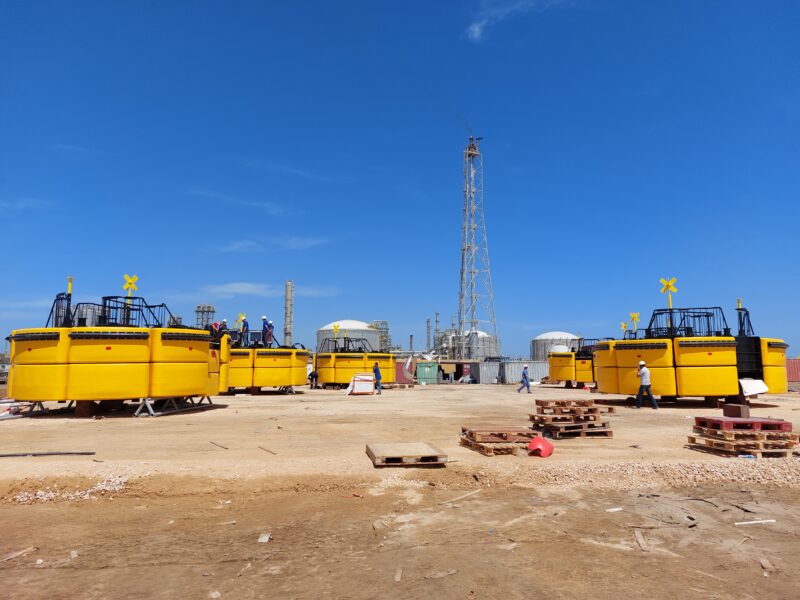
[459,427,541,456]
[529,399,615,439]
[687,416,798,459]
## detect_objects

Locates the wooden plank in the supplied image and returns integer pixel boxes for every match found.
[687,435,797,452]
[459,436,529,456]
[366,442,447,467]
[0,547,37,563]
[691,426,797,443]
[460,426,540,443]
[535,399,595,408]
[531,414,603,424]
[550,429,613,439]
[539,420,610,431]
[535,406,615,415]
[686,443,795,459]
[694,416,792,432]
[634,529,650,552]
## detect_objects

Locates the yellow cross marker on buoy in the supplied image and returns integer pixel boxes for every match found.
[236,313,246,331]
[620,321,628,333]
[659,277,678,309]
[123,273,139,297]
[332,323,340,339]
[629,312,640,333]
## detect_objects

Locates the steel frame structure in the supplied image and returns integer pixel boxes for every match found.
[457,136,498,359]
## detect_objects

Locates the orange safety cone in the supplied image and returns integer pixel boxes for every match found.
[527,436,554,458]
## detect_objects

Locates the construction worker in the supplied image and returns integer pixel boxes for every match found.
[634,360,657,409]
[219,319,228,333]
[240,316,250,347]
[517,364,531,394]
[373,362,382,395]
[261,316,275,347]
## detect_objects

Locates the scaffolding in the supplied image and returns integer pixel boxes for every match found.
[195,304,216,329]
[371,320,392,352]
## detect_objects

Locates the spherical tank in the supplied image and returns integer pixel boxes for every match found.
[530,331,579,361]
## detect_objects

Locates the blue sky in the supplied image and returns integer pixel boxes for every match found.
[1,1,799,357]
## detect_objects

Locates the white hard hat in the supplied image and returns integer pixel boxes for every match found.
[268,320,273,324]
[639,360,646,366]
[261,315,267,320]
[524,364,528,368]
[222,318,227,322]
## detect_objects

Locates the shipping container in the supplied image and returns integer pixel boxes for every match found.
[473,361,500,384]
[395,360,414,384]
[416,361,438,385]
[787,358,800,383]
[501,360,548,384]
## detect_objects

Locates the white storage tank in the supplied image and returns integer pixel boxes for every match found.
[316,320,381,352]
[530,331,579,361]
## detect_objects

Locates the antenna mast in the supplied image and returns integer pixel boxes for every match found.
[457,136,498,359]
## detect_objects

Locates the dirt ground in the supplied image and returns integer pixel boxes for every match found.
[2,383,800,599]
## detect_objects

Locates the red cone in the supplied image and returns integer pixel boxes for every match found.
[527,436,554,458]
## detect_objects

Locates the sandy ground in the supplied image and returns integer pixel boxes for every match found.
[2,383,800,599]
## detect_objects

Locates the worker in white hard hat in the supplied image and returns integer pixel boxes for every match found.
[261,315,275,347]
[634,360,657,409]
[517,364,532,394]
[219,318,228,333]
[239,316,250,347]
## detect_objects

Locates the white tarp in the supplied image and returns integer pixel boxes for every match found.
[739,378,768,397]
[345,374,375,395]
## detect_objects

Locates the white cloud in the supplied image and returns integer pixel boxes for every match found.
[466,0,563,42]
[201,282,284,299]
[236,158,345,183]
[186,189,288,216]
[467,19,489,41]
[294,285,340,298]
[0,198,50,211]
[201,282,340,300]
[0,299,54,309]
[49,143,90,153]
[220,240,264,253]
[216,237,329,253]
[270,236,329,251]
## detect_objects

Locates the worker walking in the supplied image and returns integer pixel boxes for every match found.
[373,362,382,395]
[517,364,532,394]
[261,316,274,347]
[634,360,658,409]
[240,317,250,347]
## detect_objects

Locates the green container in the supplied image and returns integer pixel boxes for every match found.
[415,361,438,385]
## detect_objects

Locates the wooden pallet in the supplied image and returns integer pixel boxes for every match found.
[539,420,610,431]
[531,413,603,424]
[459,436,529,456]
[687,435,798,452]
[535,399,595,408]
[686,442,796,459]
[550,428,613,439]
[692,426,799,443]
[535,419,613,439]
[366,443,448,467]
[461,427,540,443]
[694,416,792,432]
[535,407,594,415]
